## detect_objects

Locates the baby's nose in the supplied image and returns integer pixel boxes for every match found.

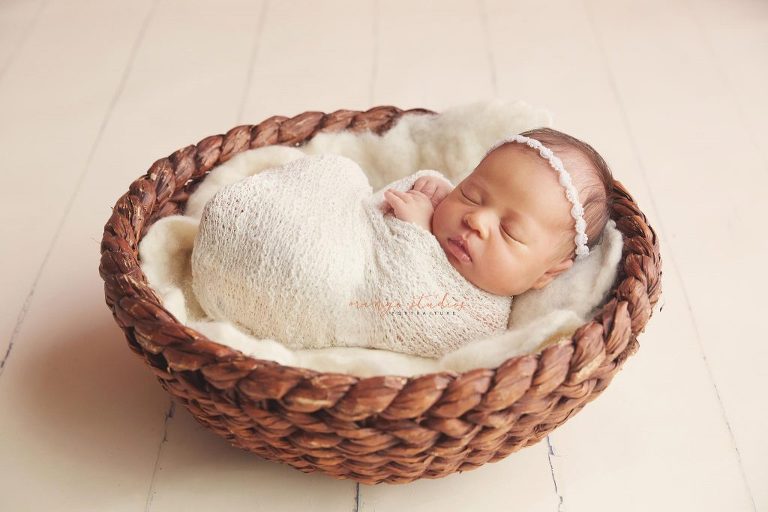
[463,211,490,238]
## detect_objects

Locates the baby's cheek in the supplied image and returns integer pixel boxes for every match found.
[431,203,449,231]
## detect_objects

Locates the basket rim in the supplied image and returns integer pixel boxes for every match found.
[99,104,662,424]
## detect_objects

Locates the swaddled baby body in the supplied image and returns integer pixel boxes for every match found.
[191,127,613,358]
[190,156,513,358]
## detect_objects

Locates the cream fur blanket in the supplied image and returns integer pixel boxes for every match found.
[191,154,513,358]
[138,99,624,378]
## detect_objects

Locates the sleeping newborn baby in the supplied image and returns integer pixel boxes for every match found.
[191,127,613,358]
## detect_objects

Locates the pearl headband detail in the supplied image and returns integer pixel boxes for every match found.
[484,134,590,260]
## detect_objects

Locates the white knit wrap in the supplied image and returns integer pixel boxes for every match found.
[190,153,512,358]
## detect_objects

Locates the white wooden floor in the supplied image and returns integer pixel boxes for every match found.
[0,0,765,510]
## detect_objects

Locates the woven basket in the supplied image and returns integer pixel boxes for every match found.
[99,106,662,485]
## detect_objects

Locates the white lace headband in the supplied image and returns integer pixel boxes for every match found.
[484,134,590,260]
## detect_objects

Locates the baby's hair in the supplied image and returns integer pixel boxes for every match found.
[515,127,614,260]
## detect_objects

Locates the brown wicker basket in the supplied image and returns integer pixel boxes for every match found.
[99,106,662,485]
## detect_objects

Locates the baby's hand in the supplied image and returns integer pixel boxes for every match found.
[412,175,453,209]
[383,188,434,232]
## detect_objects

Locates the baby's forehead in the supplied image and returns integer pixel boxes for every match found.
[474,151,576,227]
[475,148,558,189]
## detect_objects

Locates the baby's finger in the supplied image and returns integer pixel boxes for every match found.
[388,189,411,198]
[414,180,437,197]
[406,190,430,204]
[385,189,405,202]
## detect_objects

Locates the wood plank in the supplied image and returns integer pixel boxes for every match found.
[359,444,560,512]
[693,0,768,163]
[360,1,557,509]
[691,5,768,505]
[482,0,758,509]
[585,0,765,507]
[0,0,45,79]
[0,0,155,370]
[373,0,495,110]
[1,0,764,509]
[240,0,376,122]
[0,0,351,509]
[146,403,355,511]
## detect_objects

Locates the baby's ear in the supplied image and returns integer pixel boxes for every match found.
[530,257,574,290]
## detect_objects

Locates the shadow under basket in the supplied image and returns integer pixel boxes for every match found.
[99,106,663,485]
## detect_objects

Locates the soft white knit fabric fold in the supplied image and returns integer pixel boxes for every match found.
[191,153,512,358]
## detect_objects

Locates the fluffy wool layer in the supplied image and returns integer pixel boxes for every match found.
[137,98,625,377]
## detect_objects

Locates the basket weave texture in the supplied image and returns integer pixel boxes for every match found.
[99,106,662,485]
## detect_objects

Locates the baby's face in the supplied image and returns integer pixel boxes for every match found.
[432,144,574,296]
